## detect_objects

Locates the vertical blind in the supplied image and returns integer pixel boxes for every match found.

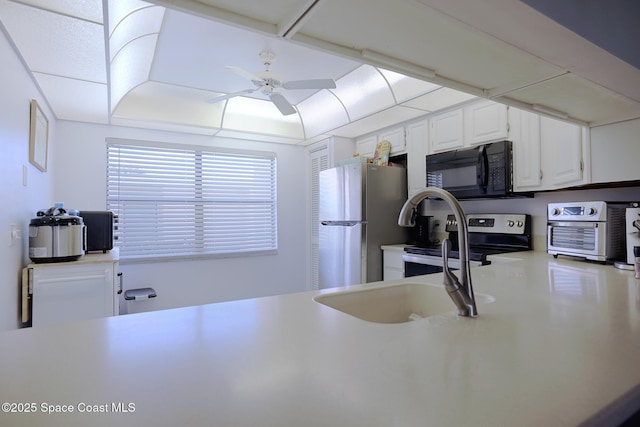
[107,140,277,261]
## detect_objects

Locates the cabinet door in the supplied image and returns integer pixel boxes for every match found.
[541,117,585,187]
[464,100,508,145]
[378,127,406,154]
[510,108,542,190]
[430,108,464,152]
[31,263,116,327]
[406,120,428,197]
[356,135,377,157]
[382,249,405,280]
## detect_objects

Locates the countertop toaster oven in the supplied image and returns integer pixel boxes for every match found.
[547,201,626,262]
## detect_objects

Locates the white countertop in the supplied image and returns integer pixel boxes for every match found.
[2,252,640,426]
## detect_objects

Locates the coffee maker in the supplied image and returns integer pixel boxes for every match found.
[615,204,640,270]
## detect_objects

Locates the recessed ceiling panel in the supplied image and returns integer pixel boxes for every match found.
[113,81,226,128]
[402,88,477,112]
[151,9,360,105]
[379,69,442,103]
[297,90,349,138]
[192,0,311,27]
[300,0,563,91]
[109,5,164,61]
[0,0,106,82]
[330,106,426,139]
[500,74,640,125]
[331,65,395,121]
[34,73,108,123]
[18,0,104,23]
[223,97,304,139]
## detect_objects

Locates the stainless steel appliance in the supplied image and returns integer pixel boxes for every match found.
[625,205,640,265]
[29,207,85,263]
[403,213,531,277]
[426,140,521,199]
[79,211,115,253]
[319,163,408,288]
[612,204,640,270]
[547,201,626,262]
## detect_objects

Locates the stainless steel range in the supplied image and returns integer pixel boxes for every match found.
[403,213,532,277]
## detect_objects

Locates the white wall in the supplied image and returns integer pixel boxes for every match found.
[53,121,311,314]
[0,28,56,331]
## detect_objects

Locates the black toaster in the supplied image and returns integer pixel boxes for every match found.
[79,211,115,253]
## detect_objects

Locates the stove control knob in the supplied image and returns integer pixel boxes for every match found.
[507,220,515,227]
[586,207,597,216]
[551,208,562,216]
[517,221,524,228]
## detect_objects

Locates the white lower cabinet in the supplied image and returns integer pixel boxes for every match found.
[23,252,121,327]
[382,246,406,280]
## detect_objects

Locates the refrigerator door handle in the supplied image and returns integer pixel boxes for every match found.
[320,220,367,226]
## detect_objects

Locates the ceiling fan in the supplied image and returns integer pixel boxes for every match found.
[207,50,337,116]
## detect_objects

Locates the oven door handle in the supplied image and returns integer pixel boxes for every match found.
[403,253,485,267]
[403,253,442,265]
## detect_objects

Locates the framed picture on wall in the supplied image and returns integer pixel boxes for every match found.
[29,99,48,172]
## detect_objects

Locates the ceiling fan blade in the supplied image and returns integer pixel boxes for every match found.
[270,93,297,115]
[206,88,256,104]
[282,78,336,90]
[225,66,263,85]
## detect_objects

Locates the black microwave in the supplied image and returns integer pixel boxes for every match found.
[426,140,515,199]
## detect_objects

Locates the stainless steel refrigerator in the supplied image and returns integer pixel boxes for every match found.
[319,162,408,288]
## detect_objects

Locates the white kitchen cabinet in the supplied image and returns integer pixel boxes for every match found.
[464,100,508,146]
[540,116,589,188]
[356,126,406,157]
[355,135,377,157]
[382,246,405,280]
[405,119,428,197]
[509,107,589,191]
[429,108,464,152]
[510,108,542,190]
[378,126,406,154]
[22,250,121,327]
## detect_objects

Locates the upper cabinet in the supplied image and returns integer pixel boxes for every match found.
[356,126,406,157]
[464,101,509,146]
[510,107,589,191]
[430,100,508,152]
[429,108,464,152]
[405,120,429,197]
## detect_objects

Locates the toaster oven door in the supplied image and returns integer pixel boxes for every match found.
[547,221,607,261]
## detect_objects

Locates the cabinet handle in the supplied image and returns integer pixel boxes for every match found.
[539,170,543,181]
[117,272,123,294]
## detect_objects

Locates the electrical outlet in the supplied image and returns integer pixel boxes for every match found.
[10,223,21,246]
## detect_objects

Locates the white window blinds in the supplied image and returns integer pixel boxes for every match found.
[107,140,277,261]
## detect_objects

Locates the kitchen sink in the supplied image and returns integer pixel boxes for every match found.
[314,282,495,324]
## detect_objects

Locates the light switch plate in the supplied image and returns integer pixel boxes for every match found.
[10,223,21,245]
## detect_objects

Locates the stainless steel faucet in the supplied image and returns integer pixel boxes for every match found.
[398,188,478,317]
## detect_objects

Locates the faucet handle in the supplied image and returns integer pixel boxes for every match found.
[441,239,474,316]
[441,239,462,292]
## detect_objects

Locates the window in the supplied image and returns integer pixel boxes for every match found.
[106,139,277,261]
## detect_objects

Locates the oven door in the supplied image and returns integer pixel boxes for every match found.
[547,221,606,261]
[402,253,484,278]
